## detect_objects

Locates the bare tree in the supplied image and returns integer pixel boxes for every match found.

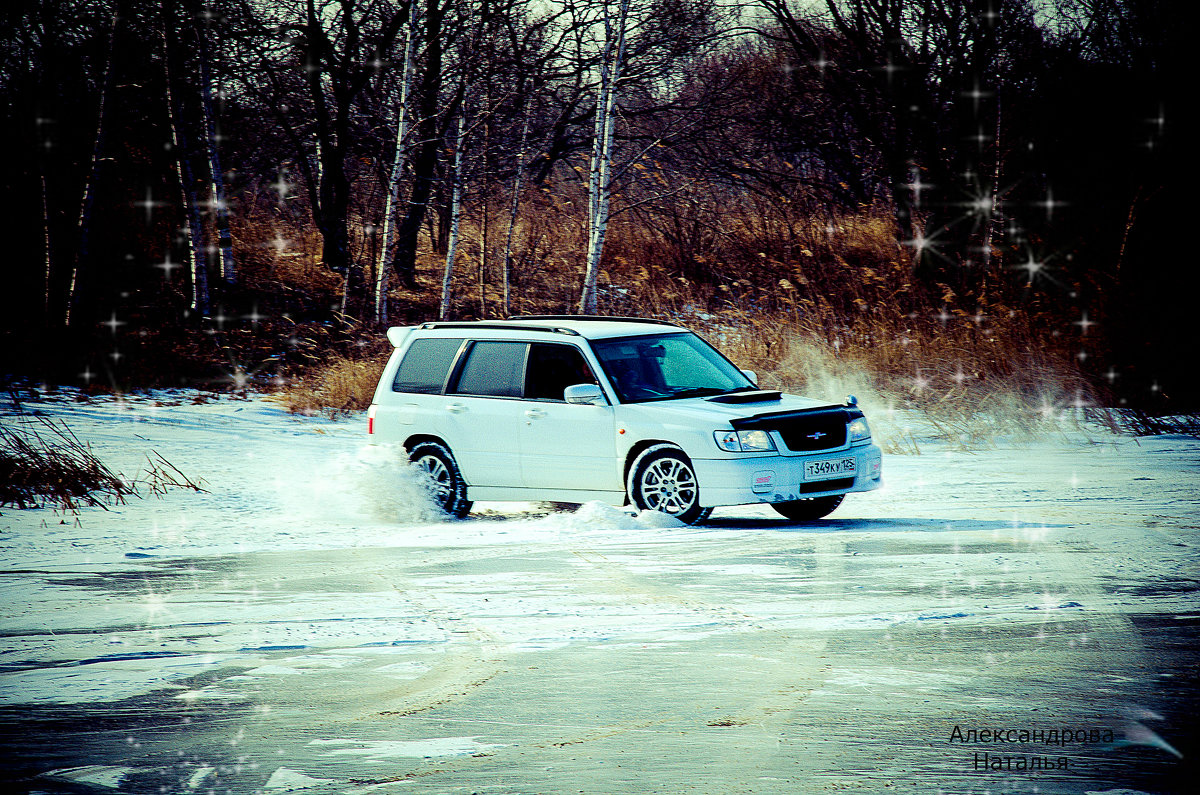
[65,0,122,326]
[440,109,467,319]
[500,81,532,315]
[576,0,630,314]
[163,0,209,316]
[387,0,461,289]
[188,0,236,285]
[224,0,409,308]
[759,0,1037,283]
[374,1,420,323]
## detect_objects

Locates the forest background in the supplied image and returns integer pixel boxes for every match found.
[0,0,1190,431]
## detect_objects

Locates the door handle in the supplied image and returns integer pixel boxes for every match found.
[524,409,547,420]
[446,403,467,414]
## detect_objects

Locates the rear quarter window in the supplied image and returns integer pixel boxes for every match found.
[392,338,464,394]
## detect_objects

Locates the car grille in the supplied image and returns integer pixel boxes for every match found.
[731,407,859,452]
[775,414,848,451]
[800,476,855,494]
[724,410,859,453]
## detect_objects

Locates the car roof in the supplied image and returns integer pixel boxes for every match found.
[399,316,687,342]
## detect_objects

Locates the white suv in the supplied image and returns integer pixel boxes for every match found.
[367,317,882,523]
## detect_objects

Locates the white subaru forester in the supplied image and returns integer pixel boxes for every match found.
[368,316,882,523]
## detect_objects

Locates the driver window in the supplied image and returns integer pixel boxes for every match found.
[525,343,595,401]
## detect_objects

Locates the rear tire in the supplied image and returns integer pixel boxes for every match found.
[771,494,844,522]
[628,445,709,525]
[409,441,472,518]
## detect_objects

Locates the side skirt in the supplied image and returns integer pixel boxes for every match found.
[466,486,626,505]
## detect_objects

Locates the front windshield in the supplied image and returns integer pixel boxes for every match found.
[590,332,755,403]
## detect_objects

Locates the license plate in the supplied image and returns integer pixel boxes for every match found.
[804,457,856,481]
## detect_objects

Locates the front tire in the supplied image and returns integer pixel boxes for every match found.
[409,441,472,518]
[629,446,709,525]
[771,494,844,522]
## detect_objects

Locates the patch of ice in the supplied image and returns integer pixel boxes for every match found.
[174,686,249,702]
[308,736,503,759]
[244,665,305,676]
[373,660,431,679]
[0,665,188,706]
[184,766,215,790]
[264,767,336,790]
[507,640,572,652]
[38,765,129,789]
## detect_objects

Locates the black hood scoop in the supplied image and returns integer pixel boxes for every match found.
[705,390,783,404]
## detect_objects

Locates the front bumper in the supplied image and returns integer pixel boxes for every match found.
[693,443,883,507]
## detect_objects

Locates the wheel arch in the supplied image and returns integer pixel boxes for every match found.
[622,439,685,493]
[402,433,449,454]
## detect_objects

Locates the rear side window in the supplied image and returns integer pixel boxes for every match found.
[451,341,528,398]
[392,338,464,394]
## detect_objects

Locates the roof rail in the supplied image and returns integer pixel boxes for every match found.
[417,321,579,336]
[510,314,682,328]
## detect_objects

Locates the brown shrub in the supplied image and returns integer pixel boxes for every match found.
[275,351,390,416]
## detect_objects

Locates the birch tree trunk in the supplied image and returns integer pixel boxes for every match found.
[162,3,209,318]
[390,0,453,289]
[578,0,631,315]
[42,173,52,324]
[374,4,420,324]
[65,1,121,327]
[982,90,1003,272]
[477,204,489,317]
[440,111,467,321]
[475,75,492,317]
[500,84,531,317]
[191,0,236,285]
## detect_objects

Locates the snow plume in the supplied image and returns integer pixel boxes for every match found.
[774,334,1114,453]
[774,336,914,452]
[271,442,445,526]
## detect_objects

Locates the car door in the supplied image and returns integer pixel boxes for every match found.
[441,340,527,488]
[519,342,621,492]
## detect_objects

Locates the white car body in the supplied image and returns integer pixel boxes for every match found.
[368,317,883,520]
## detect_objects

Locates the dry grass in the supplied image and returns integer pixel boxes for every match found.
[0,416,207,510]
[0,416,133,509]
[275,351,390,417]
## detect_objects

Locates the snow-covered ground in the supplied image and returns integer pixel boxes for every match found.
[1,390,1198,794]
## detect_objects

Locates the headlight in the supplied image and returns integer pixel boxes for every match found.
[848,417,871,442]
[714,429,776,452]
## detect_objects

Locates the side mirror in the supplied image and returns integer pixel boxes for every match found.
[741,369,758,385]
[564,383,605,405]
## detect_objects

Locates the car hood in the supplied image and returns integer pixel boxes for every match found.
[616,392,839,426]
